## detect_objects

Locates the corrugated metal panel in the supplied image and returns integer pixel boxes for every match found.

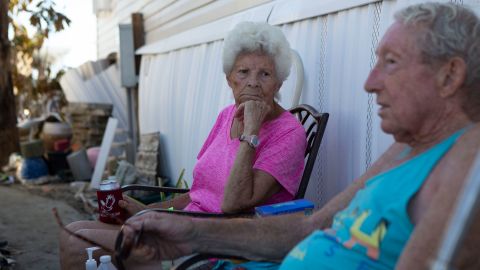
[138,41,228,181]
[269,0,381,25]
[60,63,129,130]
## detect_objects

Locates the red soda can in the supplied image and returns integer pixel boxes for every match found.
[96,178,125,224]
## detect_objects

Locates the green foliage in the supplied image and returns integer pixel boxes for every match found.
[160,168,190,200]
[175,168,189,190]
[8,0,71,102]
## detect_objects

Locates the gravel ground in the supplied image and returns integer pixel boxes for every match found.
[0,183,92,270]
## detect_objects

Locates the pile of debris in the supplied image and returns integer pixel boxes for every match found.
[64,102,112,149]
[13,113,73,185]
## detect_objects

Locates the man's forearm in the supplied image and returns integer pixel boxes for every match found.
[191,214,314,261]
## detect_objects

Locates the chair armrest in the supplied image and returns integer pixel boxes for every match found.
[121,184,190,194]
[136,208,255,218]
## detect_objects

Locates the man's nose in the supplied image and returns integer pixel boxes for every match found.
[364,65,382,93]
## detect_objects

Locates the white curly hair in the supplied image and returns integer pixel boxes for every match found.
[222,22,292,82]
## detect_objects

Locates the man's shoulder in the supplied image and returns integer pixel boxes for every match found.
[425,124,480,196]
[443,124,480,169]
[454,123,480,149]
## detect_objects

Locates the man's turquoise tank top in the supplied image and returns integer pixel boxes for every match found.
[279,128,466,270]
[212,128,466,270]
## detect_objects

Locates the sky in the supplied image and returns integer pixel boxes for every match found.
[42,0,97,72]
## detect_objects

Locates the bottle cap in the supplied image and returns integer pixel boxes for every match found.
[100,255,112,263]
[86,247,99,261]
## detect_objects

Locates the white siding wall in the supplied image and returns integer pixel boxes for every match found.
[96,0,272,58]
[96,0,477,207]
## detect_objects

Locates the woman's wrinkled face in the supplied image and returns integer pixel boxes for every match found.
[227,52,282,106]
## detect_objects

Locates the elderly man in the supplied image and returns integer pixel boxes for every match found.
[115,2,480,269]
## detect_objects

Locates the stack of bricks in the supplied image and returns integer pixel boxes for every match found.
[123,132,164,199]
[64,102,113,149]
[135,132,164,186]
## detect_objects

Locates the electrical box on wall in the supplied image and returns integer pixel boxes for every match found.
[119,24,137,88]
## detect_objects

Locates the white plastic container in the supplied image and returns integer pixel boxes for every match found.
[97,255,117,270]
[85,247,99,270]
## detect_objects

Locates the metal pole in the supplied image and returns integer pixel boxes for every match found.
[126,87,137,164]
[431,149,480,270]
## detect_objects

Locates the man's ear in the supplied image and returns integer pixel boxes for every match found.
[437,57,467,98]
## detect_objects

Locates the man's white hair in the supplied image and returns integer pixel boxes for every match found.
[395,3,480,120]
[222,22,292,82]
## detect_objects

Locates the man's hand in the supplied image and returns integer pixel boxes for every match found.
[119,195,147,218]
[122,212,195,263]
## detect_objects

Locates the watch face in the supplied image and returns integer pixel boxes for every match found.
[240,135,259,148]
[251,136,259,146]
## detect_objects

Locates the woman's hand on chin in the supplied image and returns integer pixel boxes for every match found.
[236,100,271,134]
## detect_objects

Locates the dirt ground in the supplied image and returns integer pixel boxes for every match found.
[0,182,93,270]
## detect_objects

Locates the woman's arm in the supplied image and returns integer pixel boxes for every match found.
[119,193,192,218]
[222,146,282,213]
[222,100,285,213]
[149,192,191,210]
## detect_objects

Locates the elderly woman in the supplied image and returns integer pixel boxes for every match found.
[59,22,306,269]
[142,21,307,214]
[118,3,480,270]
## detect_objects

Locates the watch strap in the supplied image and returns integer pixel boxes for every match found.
[239,134,259,148]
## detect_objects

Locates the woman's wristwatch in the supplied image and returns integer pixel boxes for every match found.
[239,134,259,148]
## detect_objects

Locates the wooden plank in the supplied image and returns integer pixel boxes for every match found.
[144,0,271,43]
[90,117,118,189]
[144,0,214,31]
[141,0,176,20]
[132,13,145,75]
[139,2,273,54]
